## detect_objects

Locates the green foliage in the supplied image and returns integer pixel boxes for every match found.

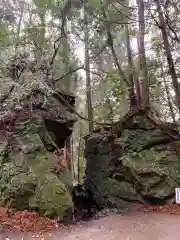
[129,29,137,37]
[0,25,12,47]
[94,68,129,121]
[106,70,128,99]
[25,25,46,48]
[33,0,55,10]
[87,0,103,10]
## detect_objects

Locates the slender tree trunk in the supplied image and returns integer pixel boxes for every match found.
[71,136,75,181]
[134,76,141,107]
[137,0,150,106]
[65,136,72,172]
[125,25,138,109]
[77,128,82,185]
[15,0,25,54]
[105,97,114,122]
[101,9,136,110]
[160,60,176,122]
[155,0,180,114]
[107,28,139,109]
[84,4,94,133]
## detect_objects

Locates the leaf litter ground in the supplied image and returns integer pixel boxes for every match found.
[0,207,62,233]
[0,204,180,234]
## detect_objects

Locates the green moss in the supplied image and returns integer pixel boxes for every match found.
[59,170,73,192]
[123,149,180,177]
[29,173,73,219]
[0,170,37,209]
[0,89,76,219]
[91,177,140,209]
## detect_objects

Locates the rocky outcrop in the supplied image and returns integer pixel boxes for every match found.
[84,115,180,211]
[0,85,77,220]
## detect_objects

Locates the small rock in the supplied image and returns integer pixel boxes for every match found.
[112,208,119,214]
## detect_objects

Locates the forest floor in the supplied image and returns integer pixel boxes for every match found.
[0,205,180,239]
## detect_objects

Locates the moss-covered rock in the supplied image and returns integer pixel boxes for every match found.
[84,117,180,210]
[0,163,36,209]
[91,178,142,209]
[0,163,73,219]
[29,173,73,219]
[59,170,74,193]
[84,134,142,211]
[122,149,180,199]
[0,87,76,219]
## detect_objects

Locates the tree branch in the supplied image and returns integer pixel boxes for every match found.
[49,36,65,68]
[101,9,130,87]
[54,66,107,83]
[54,66,84,82]
[0,85,15,104]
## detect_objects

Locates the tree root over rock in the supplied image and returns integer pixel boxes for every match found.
[83,107,180,212]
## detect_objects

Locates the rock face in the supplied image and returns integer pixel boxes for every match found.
[0,86,76,220]
[84,116,180,211]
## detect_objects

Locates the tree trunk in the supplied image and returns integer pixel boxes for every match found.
[65,136,72,172]
[134,76,141,107]
[84,4,94,133]
[125,25,138,109]
[77,127,82,185]
[15,0,25,54]
[71,136,75,181]
[105,96,114,122]
[155,0,180,115]
[160,60,176,122]
[101,9,136,109]
[137,0,150,106]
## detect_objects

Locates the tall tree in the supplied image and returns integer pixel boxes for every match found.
[15,0,25,53]
[84,2,94,133]
[137,0,150,107]
[155,0,180,114]
[125,24,138,109]
[160,59,176,122]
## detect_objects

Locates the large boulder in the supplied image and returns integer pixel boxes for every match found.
[0,84,77,219]
[29,173,73,219]
[84,116,180,211]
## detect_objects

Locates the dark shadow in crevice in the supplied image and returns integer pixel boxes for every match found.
[44,119,73,149]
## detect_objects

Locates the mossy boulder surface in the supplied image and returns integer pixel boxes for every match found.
[84,117,180,210]
[0,86,76,219]
[29,173,73,219]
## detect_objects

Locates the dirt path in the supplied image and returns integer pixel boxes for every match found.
[1,211,180,240]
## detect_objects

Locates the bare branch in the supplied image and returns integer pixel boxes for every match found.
[101,9,130,86]
[49,36,65,68]
[91,42,108,60]
[54,65,107,83]
[0,85,15,104]
[54,66,83,82]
